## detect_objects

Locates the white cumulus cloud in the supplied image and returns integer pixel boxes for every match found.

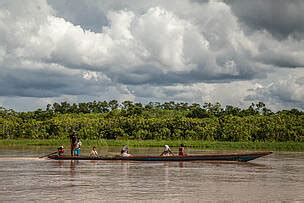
[0,0,303,111]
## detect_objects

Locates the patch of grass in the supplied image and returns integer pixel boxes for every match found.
[0,139,303,151]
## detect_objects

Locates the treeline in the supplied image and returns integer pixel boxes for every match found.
[0,101,303,142]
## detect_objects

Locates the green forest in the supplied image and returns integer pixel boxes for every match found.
[1,100,303,142]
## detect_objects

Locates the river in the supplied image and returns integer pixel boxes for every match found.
[0,146,303,202]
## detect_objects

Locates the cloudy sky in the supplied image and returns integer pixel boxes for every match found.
[0,0,303,111]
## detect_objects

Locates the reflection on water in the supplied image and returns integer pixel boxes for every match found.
[0,148,303,202]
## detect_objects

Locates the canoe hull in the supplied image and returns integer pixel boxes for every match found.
[47,152,272,162]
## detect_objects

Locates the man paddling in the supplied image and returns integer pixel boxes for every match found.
[121,145,132,157]
[57,146,64,156]
[160,145,174,156]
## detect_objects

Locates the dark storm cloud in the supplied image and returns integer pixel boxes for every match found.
[0,65,114,98]
[257,53,304,68]
[226,0,304,39]
[0,68,77,97]
[49,0,109,32]
[108,62,260,86]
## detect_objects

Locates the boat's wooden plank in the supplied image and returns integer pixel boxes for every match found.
[47,152,272,162]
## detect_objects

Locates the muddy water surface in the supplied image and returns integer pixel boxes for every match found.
[0,147,303,202]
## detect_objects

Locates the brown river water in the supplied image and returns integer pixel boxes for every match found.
[0,146,303,202]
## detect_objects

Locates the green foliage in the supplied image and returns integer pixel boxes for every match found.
[1,139,303,151]
[0,101,303,142]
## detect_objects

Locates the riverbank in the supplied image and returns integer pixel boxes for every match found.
[0,139,303,151]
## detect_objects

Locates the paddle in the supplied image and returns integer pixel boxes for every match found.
[39,151,57,159]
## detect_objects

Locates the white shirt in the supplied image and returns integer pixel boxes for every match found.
[76,141,82,149]
[121,151,131,157]
[164,145,170,152]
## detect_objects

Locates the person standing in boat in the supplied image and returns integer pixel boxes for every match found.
[74,138,82,156]
[178,144,186,156]
[90,146,99,157]
[160,145,174,156]
[69,130,78,156]
[121,145,132,157]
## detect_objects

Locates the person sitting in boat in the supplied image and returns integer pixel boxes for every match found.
[121,145,132,157]
[74,139,82,156]
[57,146,64,156]
[90,146,99,157]
[160,145,174,156]
[178,144,187,156]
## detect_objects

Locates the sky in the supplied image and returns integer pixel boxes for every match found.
[0,0,303,111]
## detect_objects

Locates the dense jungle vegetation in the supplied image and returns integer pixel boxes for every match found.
[0,100,303,142]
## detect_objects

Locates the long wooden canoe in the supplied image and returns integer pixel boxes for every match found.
[47,151,272,162]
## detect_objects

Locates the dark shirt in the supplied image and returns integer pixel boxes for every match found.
[71,135,77,145]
